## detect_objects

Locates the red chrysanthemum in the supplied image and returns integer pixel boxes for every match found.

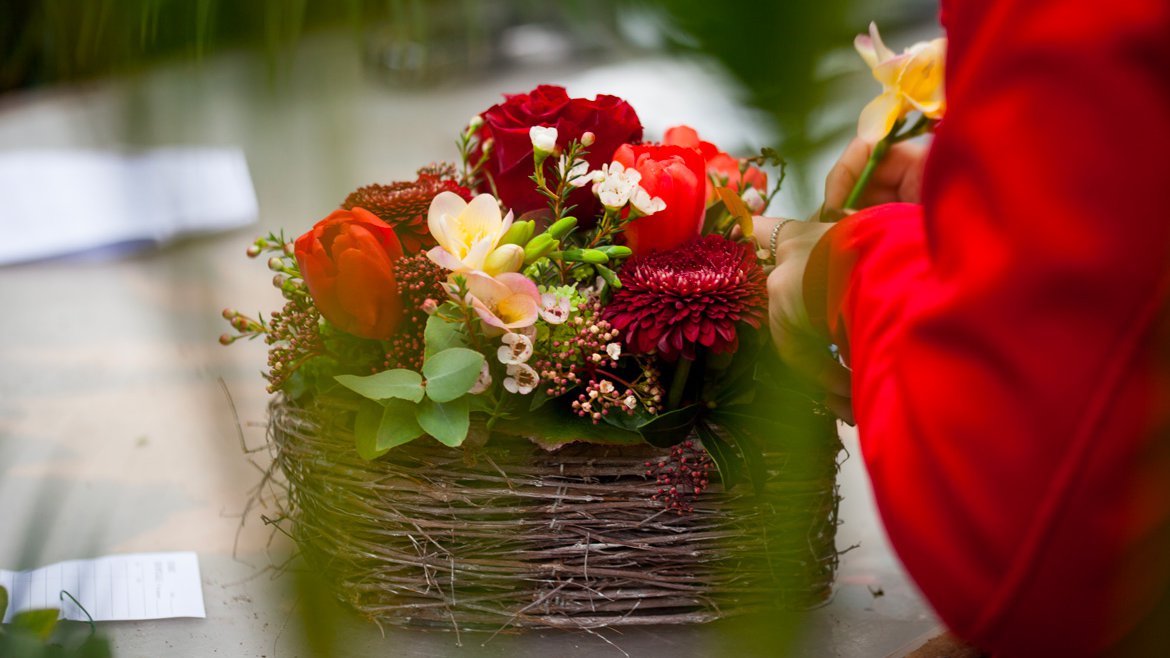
[342,163,472,254]
[603,235,768,361]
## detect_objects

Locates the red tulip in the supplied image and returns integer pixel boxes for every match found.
[663,125,768,205]
[613,143,706,257]
[294,208,405,340]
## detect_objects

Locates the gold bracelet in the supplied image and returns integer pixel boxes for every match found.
[769,218,798,262]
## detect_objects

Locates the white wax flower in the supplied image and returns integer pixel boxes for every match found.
[629,185,666,215]
[605,343,622,360]
[503,363,540,395]
[741,187,766,214]
[497,332,534,365]
[591,162,642,211]
[468,361,492,394]
[539,292,572,324]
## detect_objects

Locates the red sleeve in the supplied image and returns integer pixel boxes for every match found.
[808,0,1170,653]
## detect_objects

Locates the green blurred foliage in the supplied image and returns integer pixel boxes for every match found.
[635,0,857,161]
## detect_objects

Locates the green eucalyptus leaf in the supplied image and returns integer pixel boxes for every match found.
[11,608,59,640]
[0,585,7,621]
[422,348,485,403]
[424,314,467,358]
[377,399,425,451]
[354,399,426,459]
[334,369,424,403]
[416,397,470,447]
[353,400,388,460]
[695,421,742,491]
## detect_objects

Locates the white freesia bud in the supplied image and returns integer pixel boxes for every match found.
[483,243,526,275]
[529,126,558,156]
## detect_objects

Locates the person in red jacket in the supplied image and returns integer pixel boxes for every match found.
[757,1,1170,655]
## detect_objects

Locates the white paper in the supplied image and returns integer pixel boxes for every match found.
[0,147,258,265]
[0,552,206,622]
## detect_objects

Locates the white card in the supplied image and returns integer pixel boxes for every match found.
[0,552,206,622]
[0,147,258,265]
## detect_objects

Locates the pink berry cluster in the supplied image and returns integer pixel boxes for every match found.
[376,253,446,372]
[644,440,713,514]
[533,298,618,398]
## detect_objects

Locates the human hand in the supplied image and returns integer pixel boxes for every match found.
[753,217,854,423]
[820,137,928,221]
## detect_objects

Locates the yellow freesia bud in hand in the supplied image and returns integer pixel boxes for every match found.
[855,22,946,144]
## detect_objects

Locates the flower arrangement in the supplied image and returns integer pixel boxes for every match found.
[224,83,796,501]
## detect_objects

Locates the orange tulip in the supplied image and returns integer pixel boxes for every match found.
[294,208,405,340]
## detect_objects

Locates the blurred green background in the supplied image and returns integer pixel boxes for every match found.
[1,0,935,167]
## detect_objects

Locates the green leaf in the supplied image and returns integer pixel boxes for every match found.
[416,397,470,447]
[334,369,424,402]
[0,585,7,621]
[499,403,645,450]
[718,420,768,494]
[422,348,485,403]
[11,609,59,640]
[353,400,389,460]
[637,404,703,448]
[695,421,742,491]
[75,635,115,658]
[424,313,467,358]
[354,399,426,459]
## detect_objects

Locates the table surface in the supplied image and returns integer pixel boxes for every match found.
[0,33,941,657]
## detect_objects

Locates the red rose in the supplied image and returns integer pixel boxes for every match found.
[476,84,642,219]
[663,125,768,205]
[294,208,405,340]
[613,143,706,258]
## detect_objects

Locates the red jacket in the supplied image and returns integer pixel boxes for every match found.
[807,0,1170,654]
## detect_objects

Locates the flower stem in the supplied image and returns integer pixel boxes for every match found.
[667,357,693,409]
[842,137,889,212]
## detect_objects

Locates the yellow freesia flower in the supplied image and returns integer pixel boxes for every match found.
[855,22,946,143]
[426,191,514,273]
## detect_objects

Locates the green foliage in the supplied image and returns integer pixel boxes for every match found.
[334,369,424,403]
[416,397,470,447]
[498,403,644,450]
[695,421,742,490]
[636,404,702,448]
[423,313,467,358]
[0,587,111,658]
[421,348,485,403]
[11,609,59,641]
[353,398,425,459]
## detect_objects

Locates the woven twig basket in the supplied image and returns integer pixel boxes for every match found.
[268,395,841,631]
